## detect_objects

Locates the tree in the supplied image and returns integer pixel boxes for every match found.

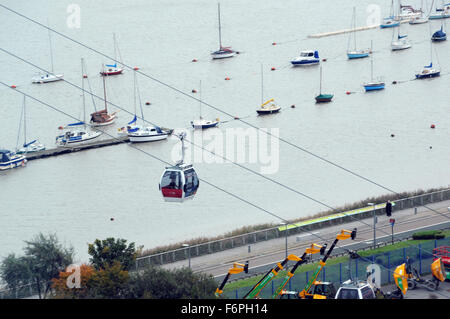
[88,238,136,271]
[0,254,32,296]
[126,266,216,299]
[87,262,130,298]
[23,233,74,299]
[51,264,95,299]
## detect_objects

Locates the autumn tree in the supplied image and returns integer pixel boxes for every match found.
[51,264,94,299]
[87,261,130,298]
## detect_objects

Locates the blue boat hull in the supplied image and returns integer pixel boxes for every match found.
[291,59,320,66]
[347,53,369,59]
[364,84,385,91]
[416,72,440,79]
[432,36,447,41]
[191,122,219,129]
[380,23,400,28]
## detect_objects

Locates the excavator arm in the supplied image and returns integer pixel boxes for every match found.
[215,261,249,297]
[272,243,326,299]
[243,254,301,299]
[299,228,357,299]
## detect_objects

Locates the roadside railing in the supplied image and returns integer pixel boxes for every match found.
[135,189,450,269]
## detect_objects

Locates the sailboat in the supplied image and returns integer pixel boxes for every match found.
[55,59,102,146]
[15,96,45,154]
[381,0,400,28]
[363,43,385,91]
[211,3,236,59]
[429,1,450,19]
[90,65,119,126]
[191,81,219,129]
[315,65,333,103]
[32,22,63,83]
[122,70,169,143]
[432,21,447,41]
[100,33,124,76]
[391,21,412,50]
[415,39,440,78]
[347,7,371,59]
[409,0,429,24]
[256,64,281,115]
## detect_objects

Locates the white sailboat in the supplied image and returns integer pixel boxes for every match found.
[120,70,169,143]
[15,96,45,154]
[211,3,236,59]
[100,33,124,76]
[347,7,371,59]
[256,64,281,115]
[391,20,412,50]
[409,0,429,24]
[191,81,219,129]
[55,59,102,146]
[32,22,63,83]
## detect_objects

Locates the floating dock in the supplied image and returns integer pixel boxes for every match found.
[308,20,409,38]
[25,128,173,161]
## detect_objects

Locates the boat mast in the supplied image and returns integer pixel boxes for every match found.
[23,95,27,146]
[199,80,202,119]
[82,59,86,128]
[319,65,323,94]
[353,7,357,51]
[261,63,264,105]
[218,3,222,49]
[370,40,374,81]
[102,66,108,112]
[48,20,54,73]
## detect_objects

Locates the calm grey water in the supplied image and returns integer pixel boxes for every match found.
[1,0,449,262]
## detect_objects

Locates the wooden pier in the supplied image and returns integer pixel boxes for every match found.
[308,20,409,38]
[25,127,173,161]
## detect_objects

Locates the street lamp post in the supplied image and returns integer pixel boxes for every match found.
[281,222,288,258]
[368,202,376,249]
[182,243,191,269]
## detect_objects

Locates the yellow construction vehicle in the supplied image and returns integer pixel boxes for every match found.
[294,228,357,299]
[271,243,326,299]
[215,261,248,297]
[403,257,446,291]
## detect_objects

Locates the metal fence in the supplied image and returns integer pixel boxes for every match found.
[225,237,450,299]
[136,189,450,269]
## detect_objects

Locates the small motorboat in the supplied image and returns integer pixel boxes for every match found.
[257,98,281,115]
[291,50,320,66]
[127,125,169,143]
[409,15,429,24]
[32,73,64,83]
[191,117,219,129]
[415,63,441,79]
[55,126,102,146]
[0,149,27,171]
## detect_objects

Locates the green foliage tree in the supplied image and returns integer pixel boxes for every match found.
[88,238,137,271]
[87,261,130,299]
[126,266,216,299]
[0,254,32,296]
[0,233,74,299]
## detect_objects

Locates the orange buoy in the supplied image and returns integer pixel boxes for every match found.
[58,126,64,130]
[271,67,276,71]
[192,89,197,93]
[234,116,239,120]
[133,66,139,71]
[431,124,436,129]
[11,85,16,88]
[322,58,327,62]
[192,59,198,62]
[83,74,88,78]
[145,102,151,105]
[225,77,230,80]
[346,91,351,95]
[272,42,277,45]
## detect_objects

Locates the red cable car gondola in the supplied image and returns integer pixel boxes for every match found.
[159,133,199,202]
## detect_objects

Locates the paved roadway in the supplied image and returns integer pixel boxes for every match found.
[162,200,450,283]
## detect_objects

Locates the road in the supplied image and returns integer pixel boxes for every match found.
[162,200,450,283]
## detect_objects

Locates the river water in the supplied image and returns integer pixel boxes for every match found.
[1,0,449,262]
